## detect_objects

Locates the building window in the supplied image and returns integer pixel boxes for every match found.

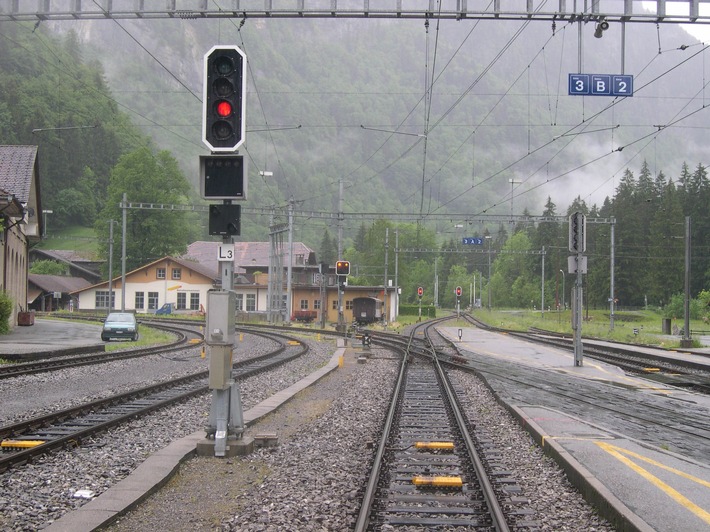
[172,268,181,280]
[346,300,353,310]
[190,293,200,310]
[148,292,159,310]
[156,268,166,280]
[314,299,321,310]
[177,292,187,310]
[235,294,244,311]
[246,294,256,312]
[332,300,338,310]
[95,290,113,309]
[135,292,145,309]
[300,299,309,310]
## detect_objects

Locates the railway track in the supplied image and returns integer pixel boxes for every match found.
[355,318,524,531]
[0,322,199,379]
[0,328,308,472]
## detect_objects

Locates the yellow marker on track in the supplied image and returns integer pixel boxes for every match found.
[1,439,45,450]
[415,441,455,451]
[412,476,463,488]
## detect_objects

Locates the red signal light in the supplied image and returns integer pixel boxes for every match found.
[417,287,423,297]
[216,100,233,117]
[455,286,462,297]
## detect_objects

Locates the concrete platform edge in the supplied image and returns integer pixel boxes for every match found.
[44,348,346,532]
[507,404,655,532]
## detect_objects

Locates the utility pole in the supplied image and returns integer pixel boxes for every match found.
[540,246,545,317]
[121,193,127,311]
[682,216,692,347]
[286,199,294,323]
[569,212,586,366]
[383,228,389,326]
[609,219,615,331]
[107,220,115,314]
[337,179,345,332]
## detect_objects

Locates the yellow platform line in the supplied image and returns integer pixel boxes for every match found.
[596,440,710,524]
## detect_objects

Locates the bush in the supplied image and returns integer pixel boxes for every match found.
[663,293,702,320]
[0,291,13,334]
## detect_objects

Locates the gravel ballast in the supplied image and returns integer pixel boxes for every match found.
[108,348,614,532]
[0,336,614,531]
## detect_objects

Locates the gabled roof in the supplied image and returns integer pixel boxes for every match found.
[0,145,38,204]
[69,255,219,294]
[33,249,99,264]
[30,249,102,282]
[0,186,23,216]
[184,241,316,274]
[29,274,91,293]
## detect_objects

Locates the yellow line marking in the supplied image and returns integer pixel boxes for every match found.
[596,441,710,524]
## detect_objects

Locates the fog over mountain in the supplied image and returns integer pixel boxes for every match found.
[52,15,710,231]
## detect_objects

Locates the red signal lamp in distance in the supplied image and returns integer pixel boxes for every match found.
[455,286,462,298]
[417,286,423,297]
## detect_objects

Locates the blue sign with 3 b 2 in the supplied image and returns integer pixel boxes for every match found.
[462,237,484,245]
[568,74,633,97]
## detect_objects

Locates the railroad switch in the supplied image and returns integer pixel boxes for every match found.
[412,475,463,488]
[415,441,455,452]
[1,439,45,451]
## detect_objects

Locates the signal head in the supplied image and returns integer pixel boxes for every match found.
[336,260,350,276]
[203,46,246,152]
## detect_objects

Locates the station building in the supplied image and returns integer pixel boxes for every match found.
[68,242,399,325]
[0,145,43,327]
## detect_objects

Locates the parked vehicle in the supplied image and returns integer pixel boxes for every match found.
[352,297,383,325]
[155,303,175,315]
[102,312,139,341]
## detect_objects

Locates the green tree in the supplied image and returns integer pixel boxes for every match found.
[0,22,144,229]
[95,148,200,274]
[29,260,69,276]
[488,232,537,308]
[0,291,12,334]
[645,178,684,306]
[319,229,337,266]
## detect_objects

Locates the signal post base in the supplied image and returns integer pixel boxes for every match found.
[196,436,254,458]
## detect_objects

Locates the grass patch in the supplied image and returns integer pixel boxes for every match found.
[103,323,176,351]
[35,225,99,253]
[469,308,706,348]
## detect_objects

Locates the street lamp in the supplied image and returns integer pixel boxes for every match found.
[560,269,565,310]
[485,235,492,310]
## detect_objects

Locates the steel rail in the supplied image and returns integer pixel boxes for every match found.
[0,328,307,472]
[355,316,511,530]
[425,330,510,532]
[0,322,197,379]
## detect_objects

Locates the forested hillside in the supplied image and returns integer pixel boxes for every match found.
[0,22,204,271]
[1,15,709,309]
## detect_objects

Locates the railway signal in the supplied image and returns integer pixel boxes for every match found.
[455,286,462,298]
[203,46,246,152]
[417,286,423,298]
[199,154,247,200]
[336,260,350,276]
[569,212,586,253]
